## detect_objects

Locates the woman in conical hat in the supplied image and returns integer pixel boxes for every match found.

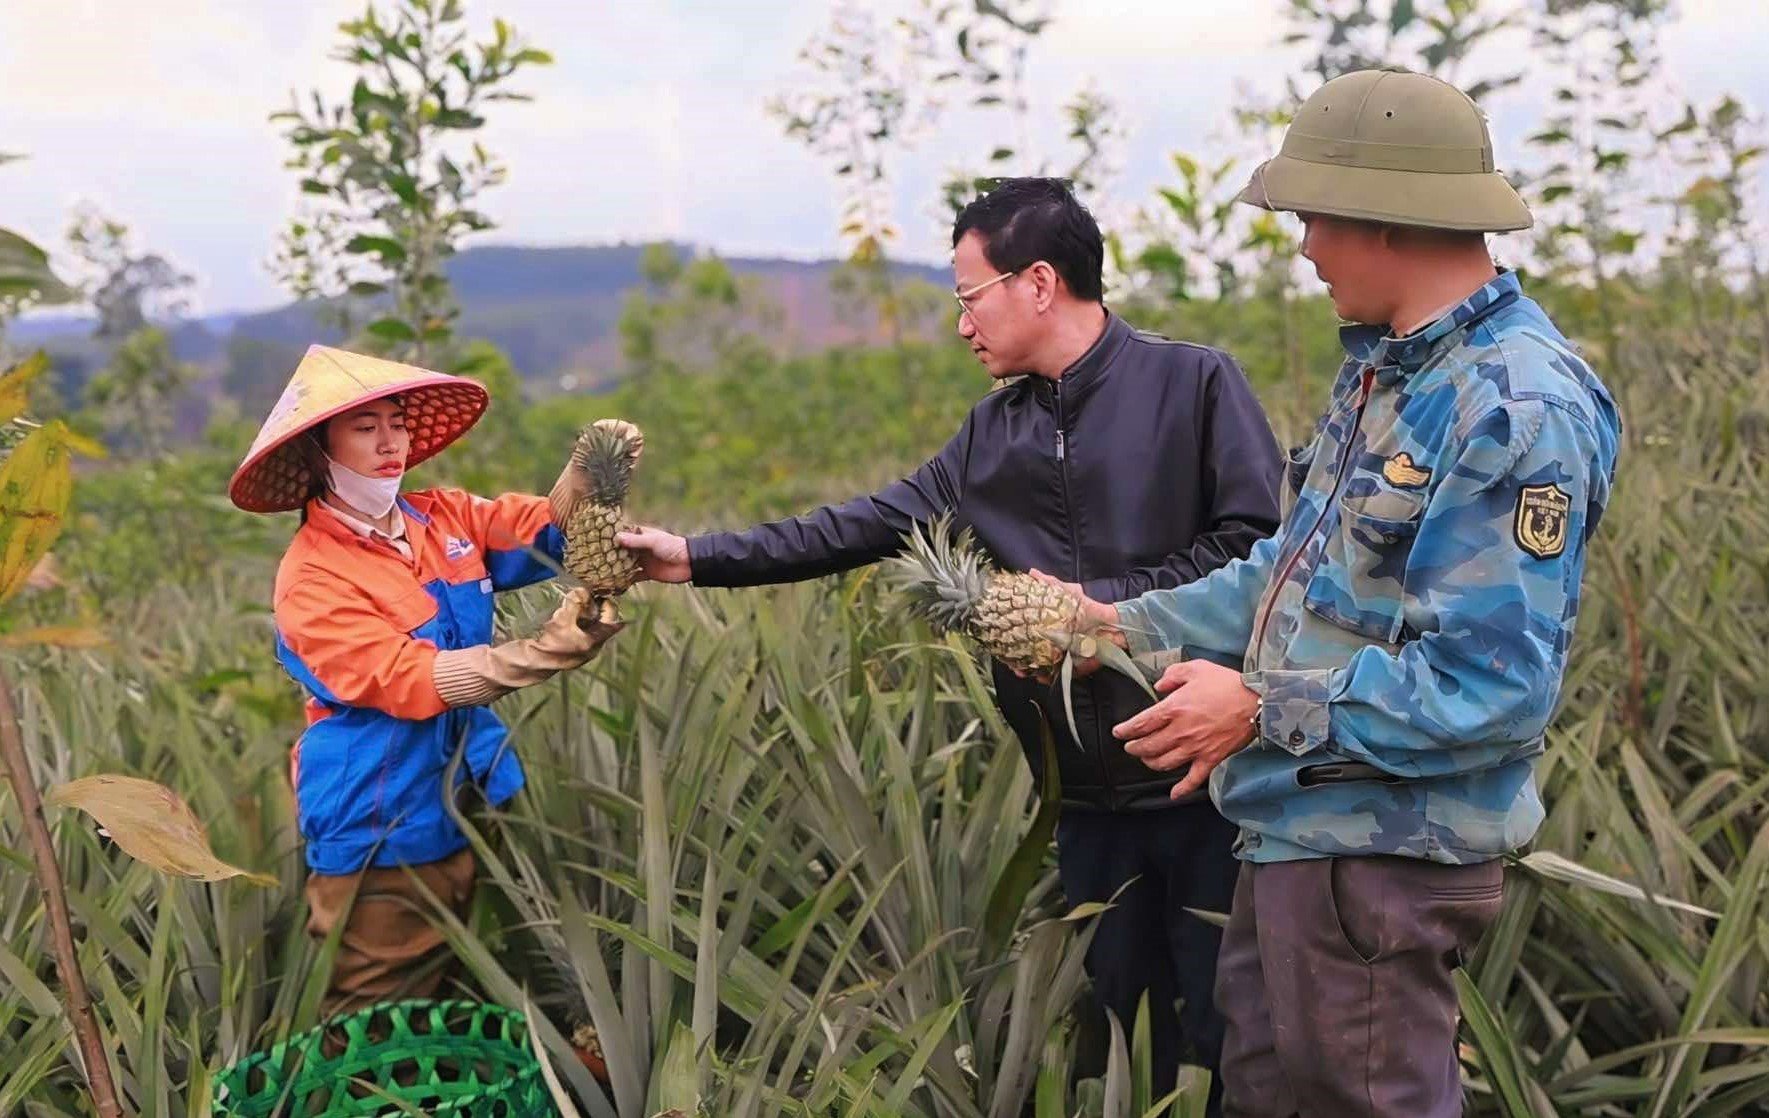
[230,344,619,1014]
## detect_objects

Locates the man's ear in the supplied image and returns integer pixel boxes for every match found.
[1030,260,1062,312]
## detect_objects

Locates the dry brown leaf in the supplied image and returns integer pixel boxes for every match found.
[47,775,276,886]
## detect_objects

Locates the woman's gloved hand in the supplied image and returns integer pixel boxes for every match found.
[432,589,624,707]
[535,587,623,655]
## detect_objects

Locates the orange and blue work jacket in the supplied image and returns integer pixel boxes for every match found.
[273,489,564,875]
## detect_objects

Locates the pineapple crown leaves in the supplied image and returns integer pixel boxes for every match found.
[885,514,1157,724]
[883,513,995,637]
[570,418,644,506]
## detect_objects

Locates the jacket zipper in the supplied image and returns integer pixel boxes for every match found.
[1055,379,1079,578]
[1249,367,1376,672]
[1053,378,1117,805]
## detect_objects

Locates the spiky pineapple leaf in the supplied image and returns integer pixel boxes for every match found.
[885,513,990,636]
[982,717,1063,956]
[1093,639,1157,700]
[1060,653,1084,751]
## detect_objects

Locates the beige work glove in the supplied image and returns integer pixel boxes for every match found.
[548,419,644,527]
[432,589,624,708]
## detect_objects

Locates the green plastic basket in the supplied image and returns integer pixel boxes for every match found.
[212,1000,552,1117]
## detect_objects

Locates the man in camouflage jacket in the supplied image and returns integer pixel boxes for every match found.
[1052,69,1622,1116]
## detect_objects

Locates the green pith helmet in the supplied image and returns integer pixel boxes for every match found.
[1238,68,1532,233]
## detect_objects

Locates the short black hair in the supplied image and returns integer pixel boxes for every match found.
[952,177,1104,302]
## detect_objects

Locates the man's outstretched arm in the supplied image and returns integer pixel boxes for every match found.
[619,414,974,587]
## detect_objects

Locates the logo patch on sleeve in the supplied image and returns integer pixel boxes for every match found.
[1381,452,1432,488]
[1513,484,1570,559]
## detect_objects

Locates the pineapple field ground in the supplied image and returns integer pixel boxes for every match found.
[3,268,1767,1116]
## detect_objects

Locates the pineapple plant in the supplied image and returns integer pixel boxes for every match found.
[885,515,1154,745]
[559,418,646,596]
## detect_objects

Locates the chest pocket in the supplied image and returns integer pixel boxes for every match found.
[1302,475,1426,645]
[384,584,441,637]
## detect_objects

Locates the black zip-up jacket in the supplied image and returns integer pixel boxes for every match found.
[688,314,1283,810]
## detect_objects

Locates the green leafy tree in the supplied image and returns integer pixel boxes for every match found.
[430,338,526,493]
[770,0,948,354]
[770,2,944,266]
[1111,152,1247,304]
[1652,96,1769,353]
[927,5,1138,225]
[938,78,1125,224]
[1122,0,1533,293]
[617,247,782,380]
[928,0,1054,200]
[1060,81,1125,203]
[271,0,551,365]
[83,327,196,460]
[1525,1,1672,357]
[267,207,367,339]
[60,211,199,458]
[1281,0,1525,96]
[65,205,193,341]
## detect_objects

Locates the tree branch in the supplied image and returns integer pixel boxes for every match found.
[0,663,126,1117]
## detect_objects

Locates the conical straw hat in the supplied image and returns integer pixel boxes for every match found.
[228,345,488,513]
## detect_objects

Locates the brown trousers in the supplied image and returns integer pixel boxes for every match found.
[304,847,478,1017]
[1215,855,1504,1118]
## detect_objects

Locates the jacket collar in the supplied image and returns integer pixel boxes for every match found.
[1339,270,1522,386]
[305,495,430,559]
[329,501,408,542]
[1030,311,1132,411]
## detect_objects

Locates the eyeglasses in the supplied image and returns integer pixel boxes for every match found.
[954,269,1019,315]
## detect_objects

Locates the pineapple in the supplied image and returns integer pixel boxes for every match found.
[886,516,1078,673]
[885,516,1155,744]
[560,418,645,595]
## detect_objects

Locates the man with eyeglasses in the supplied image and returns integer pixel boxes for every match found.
[619,177,1281,1105]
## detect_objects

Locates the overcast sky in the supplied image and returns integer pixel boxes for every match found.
[5,0,1766,313]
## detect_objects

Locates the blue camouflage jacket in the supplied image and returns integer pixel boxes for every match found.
[1115,272,1621,864]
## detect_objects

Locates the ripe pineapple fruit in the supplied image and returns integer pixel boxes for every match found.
[886,516,1154,743]
[886,516,1077,673]
[559,418,645,595]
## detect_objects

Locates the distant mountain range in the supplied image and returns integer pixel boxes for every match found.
[10,243,951,427]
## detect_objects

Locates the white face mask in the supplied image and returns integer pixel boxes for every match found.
[324,455,403,519]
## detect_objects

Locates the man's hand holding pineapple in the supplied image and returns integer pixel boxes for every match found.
[613,525,691,584]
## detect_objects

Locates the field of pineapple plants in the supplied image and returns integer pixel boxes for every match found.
[4,260,1767,1114]
[3,0,1768,1114]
